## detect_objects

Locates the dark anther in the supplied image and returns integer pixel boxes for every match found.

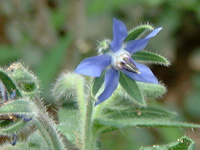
[0,82,9,102]
[10,134,17,146]
[10,90,16,99]
[16,114,32,122]
[121,57,141,74]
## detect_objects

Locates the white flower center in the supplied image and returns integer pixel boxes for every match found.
[110,49,131,70]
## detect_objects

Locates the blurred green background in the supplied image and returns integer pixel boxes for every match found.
[0,0,200,149]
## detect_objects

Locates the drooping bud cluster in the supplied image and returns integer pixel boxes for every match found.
[6,62,39,96]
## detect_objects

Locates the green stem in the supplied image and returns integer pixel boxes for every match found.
[34,98,66,150]
[93,103,104,119]
[35,118,55,150]
[93,95,117,119]
[75,77,86,119]
[82,99,95,150]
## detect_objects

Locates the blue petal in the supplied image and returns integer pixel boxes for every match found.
[110,18,128,52]
[125,27,162,55]
[122,60,158,84]
[75,54,111,77]
[96,68,120,105]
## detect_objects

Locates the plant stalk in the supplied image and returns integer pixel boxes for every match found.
[34,98,66,150]
[82,99,95,150]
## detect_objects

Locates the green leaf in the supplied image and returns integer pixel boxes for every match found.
[169,136,195,150]
[132,51,170,66]
[119,73,145,106]
[140,136,195,150]
[124,25,154,42]
[91,71,105,98]
[102,106,176,120]
[94,118,200,133]
[57,107,80,143]
[137,82,167,98]
[0,68,22,97]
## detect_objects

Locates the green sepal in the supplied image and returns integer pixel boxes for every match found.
[0,99,36,136]
[124,24,154,42]
[91,71,105,98]
[0,68,22,97]
[0,119,27,136]
[140,136,195,150]
[132,51,170,66]
[137,82,167,98]
[0,99,36,115]
[119,73,145,106]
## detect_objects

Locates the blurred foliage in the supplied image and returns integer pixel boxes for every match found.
[0,0,200,149]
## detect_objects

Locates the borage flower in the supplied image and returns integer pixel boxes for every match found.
[75,18,162,105]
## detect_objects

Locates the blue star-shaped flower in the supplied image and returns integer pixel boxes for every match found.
[75,18,162,105]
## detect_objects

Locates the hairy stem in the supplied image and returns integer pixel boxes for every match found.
[34,98,66,150]
[93,103,104,119]
[82,99,95,150]
[75,77,86,119]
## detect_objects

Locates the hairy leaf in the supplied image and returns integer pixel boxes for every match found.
[94,118,200,133]
[132,51,170,66]
[137,82,166,98]
[57,107,80,143]
[102,106,176,119]
[124,25,154,42]
[140,136,195,150]
[119,73,145,106]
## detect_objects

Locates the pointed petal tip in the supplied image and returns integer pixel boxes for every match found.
[110,18,128,52]
[156,27,163,32]
[113,18,119,22]
[94,101,101,106]
[145,27,163,39]
[152,27,162,34]
[95,96,105,106]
